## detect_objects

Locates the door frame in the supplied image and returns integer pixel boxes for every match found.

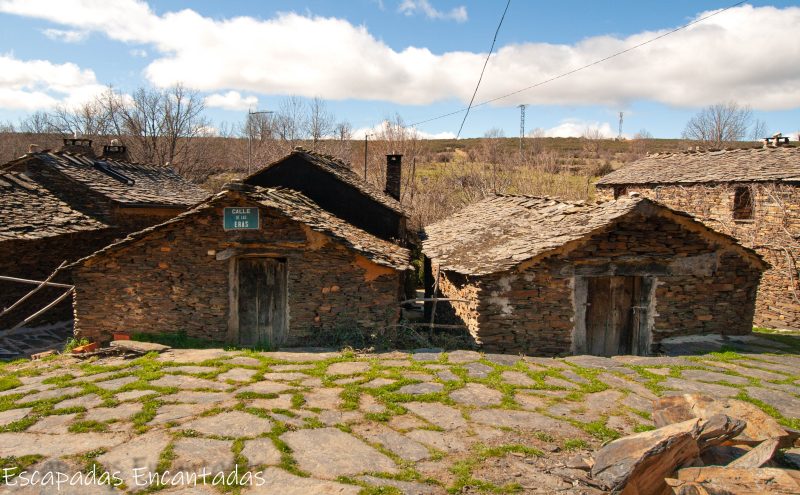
[226,255,289,346]
[572,275,656,356]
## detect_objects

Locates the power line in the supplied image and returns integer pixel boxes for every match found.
[455,0,511,139]
[411,0,747,129]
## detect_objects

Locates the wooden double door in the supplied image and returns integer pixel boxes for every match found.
[236,257,288,348]
[585,276,651,356]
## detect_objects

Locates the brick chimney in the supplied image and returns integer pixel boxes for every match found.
[101,139,130,161]
[61,138,95,158]
[385,154,402,201]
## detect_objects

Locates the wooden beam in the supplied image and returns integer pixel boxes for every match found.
[0,274,73,289]
[0,261,67,317]
[7,287,74,332]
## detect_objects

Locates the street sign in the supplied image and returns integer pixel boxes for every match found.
[223,207,260,230]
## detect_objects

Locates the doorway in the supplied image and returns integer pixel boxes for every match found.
[236,257,287,347]
[585,276,648,356]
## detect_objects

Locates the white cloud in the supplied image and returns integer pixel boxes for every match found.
[1,2,799,111]
[537,120,618,138]
[398,0,467,22]
[205,91,258,111]
[0,53,105,110]
[129,48,148,58]
[352,120,455,140]
[42,28,88,43]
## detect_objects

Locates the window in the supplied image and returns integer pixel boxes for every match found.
[733,186,754,220]
[613,186,627,199]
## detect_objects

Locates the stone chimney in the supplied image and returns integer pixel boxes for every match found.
[385,154,402,201]
[101,139,130,161]
[61,138,95,158]
[764,132,790,148]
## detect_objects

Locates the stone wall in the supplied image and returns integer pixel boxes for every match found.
[73,196,404,345]
[0,230,120,328]
[597,183,800,330]
[433,211,762,356]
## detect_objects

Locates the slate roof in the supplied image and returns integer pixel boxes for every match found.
[3,151,208,207]
[74,186,411,271]
[247,147,406,215]
[596,146,800,186]
[0,171,109,242]
[422,195,763,276]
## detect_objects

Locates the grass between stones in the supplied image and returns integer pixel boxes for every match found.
[0,455,42,482]
[449,443,544,494]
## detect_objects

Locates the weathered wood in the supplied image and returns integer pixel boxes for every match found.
[238,258,287,347]
[0,261,67,317]
[0,274,73,289]
[8,287,74,332]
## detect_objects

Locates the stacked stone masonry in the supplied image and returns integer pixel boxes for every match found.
[596,184,800,330]
[433,212,762,356]
[73,194,405,345]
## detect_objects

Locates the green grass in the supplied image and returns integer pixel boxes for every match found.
[131,331,224,349]
[0,375,21,392]
[0,455,43,482]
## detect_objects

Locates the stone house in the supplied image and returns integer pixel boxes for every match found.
[70,184,411,346]
[422,195,766,357]
[0,139,208,327]
[596,145,800,330]
[245,148,408,244]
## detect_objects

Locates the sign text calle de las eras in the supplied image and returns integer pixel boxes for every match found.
[223,207,260,230]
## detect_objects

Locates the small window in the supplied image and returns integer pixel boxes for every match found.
[733,186,754,220]
[613,186,627,199]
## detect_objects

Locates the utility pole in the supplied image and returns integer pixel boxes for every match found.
[247,109,274,175]
[517,104,526,157]
[618,111,624,140]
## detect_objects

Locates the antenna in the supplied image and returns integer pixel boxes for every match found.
[518,104,526,156]
[618,111,624,140]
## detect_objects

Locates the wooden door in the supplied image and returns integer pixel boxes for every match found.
[237,258,287,347]
[586,276,640,356]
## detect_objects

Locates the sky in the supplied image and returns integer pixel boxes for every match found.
[0,0,799,139]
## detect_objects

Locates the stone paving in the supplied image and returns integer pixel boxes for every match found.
[0,344,797,494]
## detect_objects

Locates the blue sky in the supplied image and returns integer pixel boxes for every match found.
[1,0,799,139]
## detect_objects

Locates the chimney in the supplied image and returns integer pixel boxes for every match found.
[27,144,41,154]
[764,132,789,148]
[385,154,402,201]
[101,139,130,161]
[61,138,95,158]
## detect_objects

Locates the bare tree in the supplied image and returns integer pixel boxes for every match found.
[49,98,114,138]
[275,96,306,145]
[682,102,753,148]
[750,119,769,142]
[19,111,55,134]
[306,97,334,146]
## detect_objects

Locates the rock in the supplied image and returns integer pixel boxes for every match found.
[471,409,583,436]
[695,414,746,451]
[405,429,468,453]
[668,467,800,494]
[591,419,702,495]
[116,390,157,402]
[463,362,493,378]
[728,438,780,468]
[352,423,431,462]
[149,403,214,425]
[543,376,579,389]
[0,432,128,457]
[217,368,258,382]
[661,378,739,398]
[500,371,536,386]
[679,369,750,386]
[241,467,360,495]
[745,387,800,419]
[94,376,138,391]
[318,410,363,425]
[166,365,217,374]
[84,402,143,422]
[446,350,481,363]
[281,427,398,479]
[361,378,396,389]
[27,413,76,434]
[241,438,282,467]
[359,394,386,414]
[2,457,121,494]
[566,454,594,470]
[357,475,440,494]
[97,430,171,491]
[436,370,459,382]
[397,382,443,395]
[403,402,466,430]
[228,356,262,367]
[251,394,294,410]
[263,372,310,381]
[483,353,522,366]
[783,448,800,469]
[54,393,104,410]
[0,407,32,426]
[450,383,503,407]
[303,387,343,409]
[171,437,234,477]
[238,380,293,395]
[163,391,235,404]
[111,340,169,353]
[180,411,272,438]
[327,362,370,375]
[700,445,751,466]
[652,394,790,446]
[149,374,228,391]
